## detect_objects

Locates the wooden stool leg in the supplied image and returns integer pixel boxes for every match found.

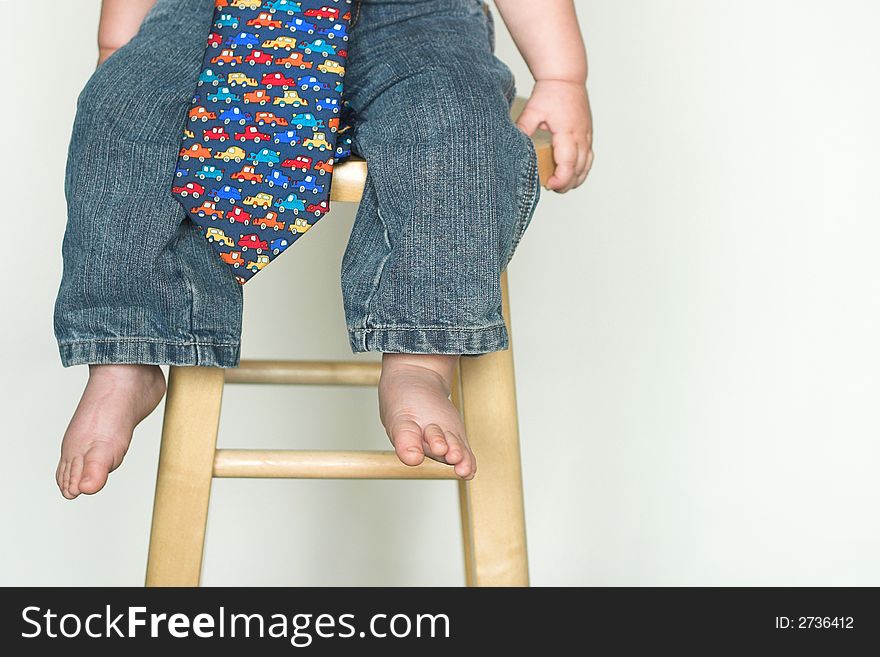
[456,270,530,586]
[450,365,476,586]
[145,366,225,587]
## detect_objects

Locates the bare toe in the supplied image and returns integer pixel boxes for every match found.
[66,455,85,498]
[448,432,476,480]
[443,430,465,465]
[55,460,65,495]
[78,445,115,495]
[389,417,426,466]
[422,423,449,458]
[60,460,73,499]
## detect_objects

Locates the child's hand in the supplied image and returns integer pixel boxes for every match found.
[515,79,594,193]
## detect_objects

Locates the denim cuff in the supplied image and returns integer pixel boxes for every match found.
[349,324,509,355]
[58,338,241,368]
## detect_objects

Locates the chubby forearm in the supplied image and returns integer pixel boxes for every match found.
[98,0,157,52]
[492,0,593,192]
[491,0,587,82]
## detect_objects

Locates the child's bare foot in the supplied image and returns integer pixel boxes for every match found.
[378,353,476,479]
[56,364,167,500]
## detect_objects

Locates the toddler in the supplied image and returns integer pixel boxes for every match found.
[55,0,593,499]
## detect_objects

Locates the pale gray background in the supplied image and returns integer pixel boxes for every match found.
[2,0,878,586]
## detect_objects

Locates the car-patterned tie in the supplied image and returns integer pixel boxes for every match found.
[172,0,355,284]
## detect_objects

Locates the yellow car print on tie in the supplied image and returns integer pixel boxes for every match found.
[231,0,262,9]
[246,254,271,273]
[262,36,297,50]
[244,192,274,209]
[227,73,258,87]
[317,60,345,75]
[206,227,235,247]
[215,146,247,163]
[303,131,330,151]
[274,90,307,107]
[290,217,312,234]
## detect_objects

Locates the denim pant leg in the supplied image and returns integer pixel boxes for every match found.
[53,0,243,368]
[340,0,541,355]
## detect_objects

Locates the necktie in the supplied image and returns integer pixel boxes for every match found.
[172,0,355,284]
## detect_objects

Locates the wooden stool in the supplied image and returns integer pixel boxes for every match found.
[145,99,555,587]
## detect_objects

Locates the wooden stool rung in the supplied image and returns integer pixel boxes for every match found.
[213,449,457,479]
[225,359,382,386]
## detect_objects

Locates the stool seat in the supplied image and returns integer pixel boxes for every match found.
[146,98,550,587]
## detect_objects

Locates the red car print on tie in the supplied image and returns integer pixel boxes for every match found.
[305,6,340,20]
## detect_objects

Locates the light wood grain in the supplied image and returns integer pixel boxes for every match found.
[225,359,381,386]
[450,361,477,587]
[146,366,225,587]
[457,270,530,586]
[213,449,457,479]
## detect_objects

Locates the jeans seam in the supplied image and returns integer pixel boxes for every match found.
[482,0,496,52]
[361,206,393,332]
[354,324,505,332]
[58,338,240,347]
[182,222,205,363]
[349,323,509,356]
[506,135,540,264]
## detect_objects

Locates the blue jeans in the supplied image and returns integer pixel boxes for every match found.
[54,0,540,368]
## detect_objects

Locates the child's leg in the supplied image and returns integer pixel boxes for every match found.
[55,0,241,368]
[340,0,541,477]
[55,0,240,498]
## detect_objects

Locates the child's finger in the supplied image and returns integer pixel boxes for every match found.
[547,134,578,191]
[568,141,594,189]
[574,141,589,178]
[583,147,594,179]
[515,107,542,137]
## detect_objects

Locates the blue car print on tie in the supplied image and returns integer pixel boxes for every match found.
[175,166,189,178]
[297,75,327,92]
[267,0,303,15]
[286,18,317,34]
[248,148,281,166]
[270,237,290,254]
[289,113,321,129]
[276,193,306,213]
[227,31,261,49]
[315,97,339,113]
[297,39,336,57]
[195,165,224,181]
[215,13,238,29]
[317,22,349,41]
[219,107,252,125]
[208,87,241,104]
[198,69,224,86]
[266,170,291,188]
[211,185,243,203]
[296,174,324,195]
[274,130,301,145]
